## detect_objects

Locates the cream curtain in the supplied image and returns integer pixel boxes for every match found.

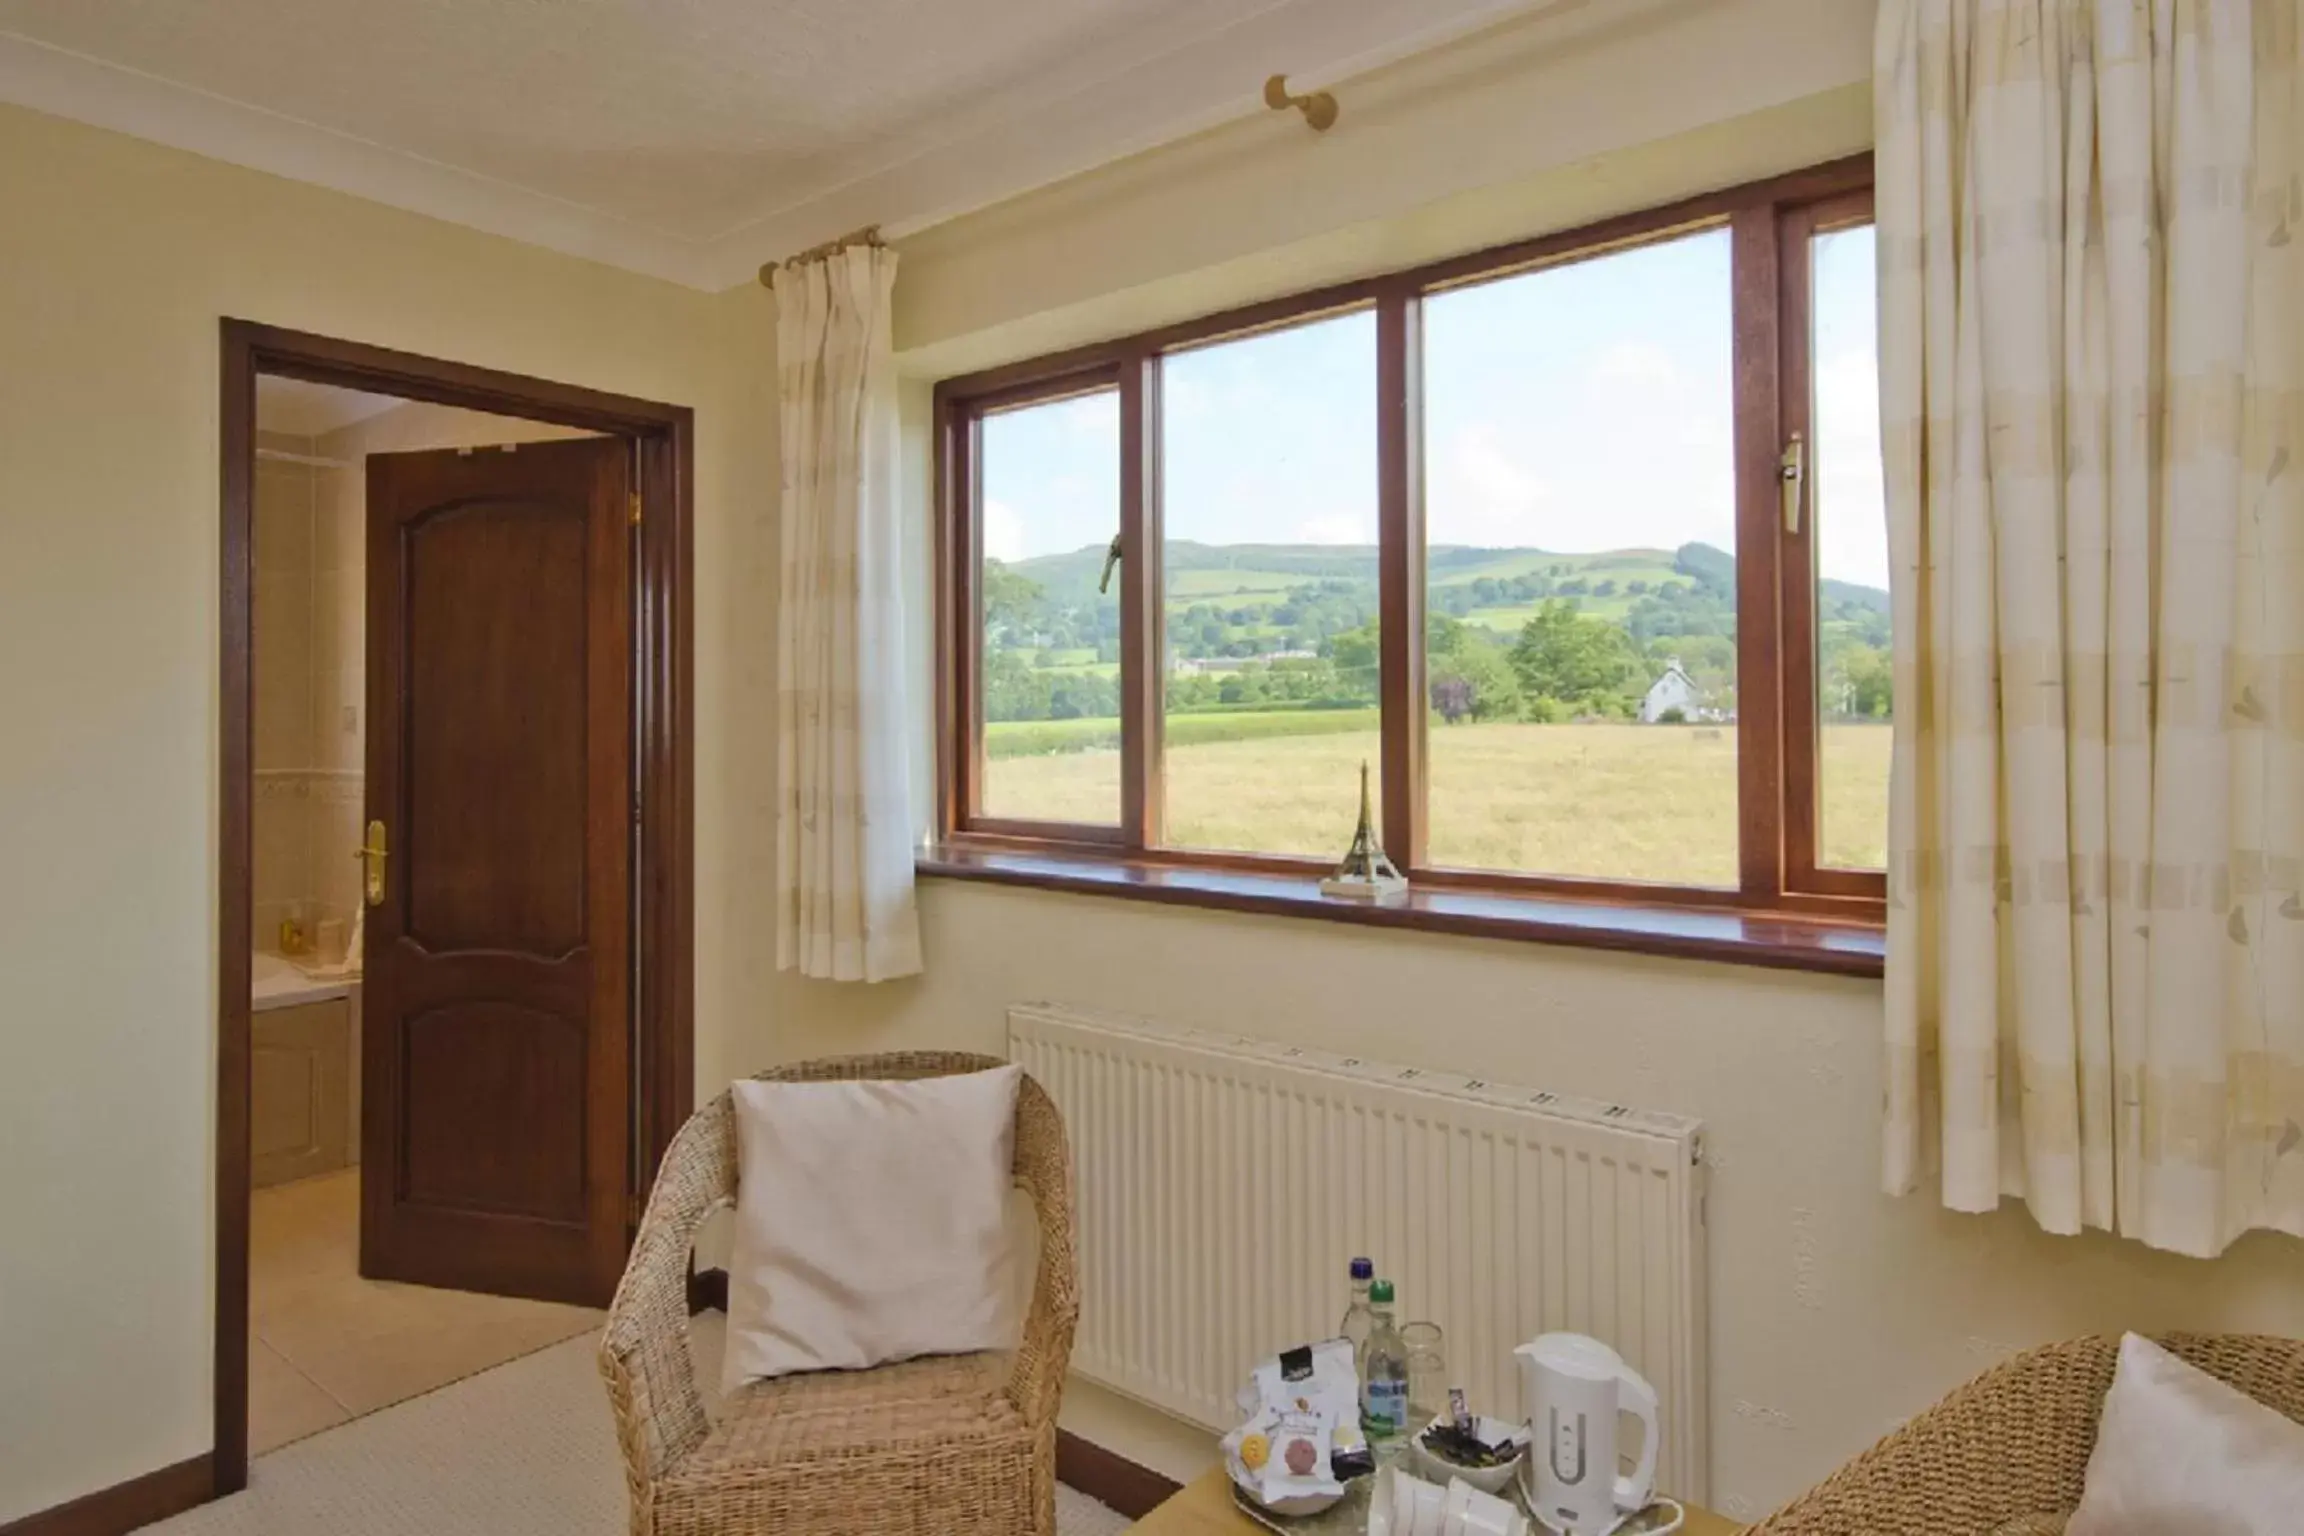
[1878,0,2304,1256]
[773,244,924,982]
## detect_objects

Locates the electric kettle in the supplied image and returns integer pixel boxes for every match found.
[1514,1333,1659,1536]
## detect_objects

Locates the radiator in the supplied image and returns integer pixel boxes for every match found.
[1008,1003,1709,1501]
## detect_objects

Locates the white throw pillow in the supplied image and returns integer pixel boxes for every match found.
[721,1064,1024,1393]
[2067,1333,2304,1535]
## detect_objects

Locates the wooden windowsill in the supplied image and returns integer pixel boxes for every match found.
[917,844,1885,978]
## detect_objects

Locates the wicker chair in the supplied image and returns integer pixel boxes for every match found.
[1749,1333,2304,1534]
[599,1052,1079,1536]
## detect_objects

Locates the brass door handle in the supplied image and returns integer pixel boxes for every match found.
[352,819,387,907]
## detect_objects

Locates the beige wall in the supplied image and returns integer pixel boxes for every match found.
[0,103,775,1520]
[739,0,2304,1521]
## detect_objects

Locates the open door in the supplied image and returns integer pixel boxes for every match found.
[359,436,633,1307]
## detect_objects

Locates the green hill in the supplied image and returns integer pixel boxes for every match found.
[997,540,1884,642]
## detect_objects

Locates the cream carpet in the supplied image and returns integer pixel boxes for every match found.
[142,1326,1131,1535]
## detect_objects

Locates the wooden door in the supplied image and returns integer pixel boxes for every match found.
[360,436,633,1307]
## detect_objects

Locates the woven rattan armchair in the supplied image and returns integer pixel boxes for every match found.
[1749,1333,2304,1534]
[599,1052,1079,1536]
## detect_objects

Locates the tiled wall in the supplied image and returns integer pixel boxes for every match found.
[252,430,364,956]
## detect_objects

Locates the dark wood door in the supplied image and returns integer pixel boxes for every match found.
[360,436,633,1307]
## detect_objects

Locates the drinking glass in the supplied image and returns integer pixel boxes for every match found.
[1401,1321,1446,1425]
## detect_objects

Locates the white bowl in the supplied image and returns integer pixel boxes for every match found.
[1409,1414,1526,1497]
[1225,1458,1346,1519]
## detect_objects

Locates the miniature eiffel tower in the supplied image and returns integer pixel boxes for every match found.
[1319,759,1407,903]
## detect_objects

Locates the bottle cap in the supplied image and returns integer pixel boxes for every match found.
[1369,1279,1395,1304]
[1350,1257,1374,1281]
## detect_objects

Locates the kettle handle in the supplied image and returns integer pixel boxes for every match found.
[1613,1362,1659,1514]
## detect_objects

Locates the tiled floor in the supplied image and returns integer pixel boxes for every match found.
[248,1169,603,1455]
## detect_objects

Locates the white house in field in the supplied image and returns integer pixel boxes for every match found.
[1639,658,1703,722]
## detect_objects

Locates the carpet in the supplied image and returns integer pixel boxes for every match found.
[141,1329,1131,1535]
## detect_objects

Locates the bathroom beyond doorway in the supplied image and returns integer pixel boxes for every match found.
[218,323,694,1497]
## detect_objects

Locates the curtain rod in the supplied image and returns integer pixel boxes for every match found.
[758,225,884,288]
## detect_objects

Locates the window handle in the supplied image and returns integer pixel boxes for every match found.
[1780,431,1805,536]
[1098,533,1124,595]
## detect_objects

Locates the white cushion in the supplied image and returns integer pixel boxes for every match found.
[721,1064,1024,1392]
[2068,1334,2304,1535]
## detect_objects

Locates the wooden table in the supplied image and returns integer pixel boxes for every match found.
[1134,1469,1743,1535]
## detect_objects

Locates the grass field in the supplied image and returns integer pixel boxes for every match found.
[981,715,1890,882]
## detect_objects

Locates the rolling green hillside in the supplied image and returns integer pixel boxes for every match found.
[983,540,1890,728]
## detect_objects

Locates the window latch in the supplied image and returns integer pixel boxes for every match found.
[1098,533,1124,595]
[1780,430,1806,536]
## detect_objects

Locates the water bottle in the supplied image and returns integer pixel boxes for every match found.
[1338,1256,1375,1365]
[1359,1279,1410,1462]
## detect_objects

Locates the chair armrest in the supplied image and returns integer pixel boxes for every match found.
[1748,1340,2115,1535]
[599,1102,735,1488]
[1006,1076,1080,1427]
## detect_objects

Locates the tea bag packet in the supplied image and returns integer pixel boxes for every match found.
[1227,1339,1359,1501]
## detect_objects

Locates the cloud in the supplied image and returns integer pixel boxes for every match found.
[1294,515,1367,545]
[1813,346,1889,588]
[982,497,1025,563]
[1427,422,1551,546]
[1592,340,1681,390]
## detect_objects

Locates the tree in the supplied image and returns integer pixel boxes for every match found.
[1843,646,1893,719]
[1508,599,1640,712]
[1429,643,1523,723]
[982,560,1045,636]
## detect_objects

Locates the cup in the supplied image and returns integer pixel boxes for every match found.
[1370,1464,1451,1536]
[1442,1476,1528,1536]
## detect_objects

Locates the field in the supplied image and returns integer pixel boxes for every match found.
[982,716,1891,882]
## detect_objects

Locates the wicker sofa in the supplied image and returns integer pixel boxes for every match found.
[598,1052,1079,1536]
[1749,1333,2304,1534]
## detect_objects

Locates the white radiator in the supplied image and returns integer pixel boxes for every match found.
[1008,1004,1709,1501]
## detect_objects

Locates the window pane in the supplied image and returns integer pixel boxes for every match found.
[976,391,1122,825]
[1159,312,1381,857]
[1422,229,1738,886]
[1811,222,1890,869]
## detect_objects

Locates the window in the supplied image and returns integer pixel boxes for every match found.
[936,158,1883,928]
[1161,312,1381,857]
[973,386,1122,829]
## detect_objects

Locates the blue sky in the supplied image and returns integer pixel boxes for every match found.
[977,224,1887,591]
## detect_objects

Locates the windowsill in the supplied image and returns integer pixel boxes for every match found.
[916,844,1885,978]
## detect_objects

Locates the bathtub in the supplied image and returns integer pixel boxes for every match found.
[250,951,362,1187]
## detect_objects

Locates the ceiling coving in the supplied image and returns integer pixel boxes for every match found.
[0,0,1555,289]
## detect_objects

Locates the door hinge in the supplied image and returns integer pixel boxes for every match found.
[628,491,643,527]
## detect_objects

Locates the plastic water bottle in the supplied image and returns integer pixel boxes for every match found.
[1359,1279,1411,1462]
[1338,1256,1375,1365]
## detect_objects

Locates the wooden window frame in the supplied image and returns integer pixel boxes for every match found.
[931,154,1883,951]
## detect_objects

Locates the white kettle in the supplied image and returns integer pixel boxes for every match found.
[1515,1333,1659,1536]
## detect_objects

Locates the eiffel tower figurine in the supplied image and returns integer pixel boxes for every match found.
[1319,759,1407,903]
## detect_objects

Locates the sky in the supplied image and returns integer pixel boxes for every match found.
[976,223,1888,592]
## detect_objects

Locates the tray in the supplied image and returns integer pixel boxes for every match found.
[1228,1474,1687,1534]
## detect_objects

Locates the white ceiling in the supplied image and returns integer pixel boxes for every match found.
[255,376,404,437]
[0,0,1559,289]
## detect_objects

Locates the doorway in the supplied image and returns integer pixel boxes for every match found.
[217,323,693,1494]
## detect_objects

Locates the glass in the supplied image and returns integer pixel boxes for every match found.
[1400,1321,1446,1425]
[1421,229,1739,886]
[1157,311,1382,857]
[1809,222,1890,870]
[975,390,1123,825]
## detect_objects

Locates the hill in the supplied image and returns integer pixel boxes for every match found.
[1001,540,1884,632]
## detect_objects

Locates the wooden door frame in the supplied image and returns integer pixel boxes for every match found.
[215,320,694,1496]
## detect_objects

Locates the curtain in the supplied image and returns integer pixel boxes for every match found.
[773,244,924,982]
[1878,0,2304,1256]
